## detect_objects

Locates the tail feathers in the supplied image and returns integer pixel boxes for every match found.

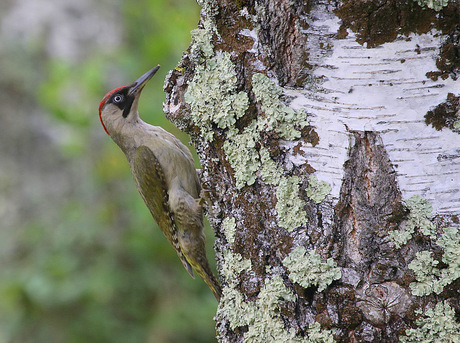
[187,255,222,301]
[169,222,195,279]
[197,268,222,301]
[177,250,195,279]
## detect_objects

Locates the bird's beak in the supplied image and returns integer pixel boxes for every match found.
[128,65,160,96]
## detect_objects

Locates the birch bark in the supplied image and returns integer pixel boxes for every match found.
[164,1,460,341]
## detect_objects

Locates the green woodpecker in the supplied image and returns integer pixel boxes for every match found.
[98,66,222,301]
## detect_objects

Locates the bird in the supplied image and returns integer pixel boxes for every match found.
[98,65,222,301]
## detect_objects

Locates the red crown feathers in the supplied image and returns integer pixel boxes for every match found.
[98,86,125,135]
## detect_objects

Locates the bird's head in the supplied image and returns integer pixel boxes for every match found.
[98,65,160,136]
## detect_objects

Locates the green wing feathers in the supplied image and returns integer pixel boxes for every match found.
[132,146,222,300]
[132,146,194,278]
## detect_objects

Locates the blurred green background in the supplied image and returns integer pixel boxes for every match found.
[0,0,219,342]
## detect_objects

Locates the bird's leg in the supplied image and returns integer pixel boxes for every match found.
[198,179,212,207]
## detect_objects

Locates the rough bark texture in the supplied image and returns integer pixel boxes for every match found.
[164,0,460,342]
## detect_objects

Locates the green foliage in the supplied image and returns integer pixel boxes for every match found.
[0,194,217,342]
[0,0,221,342]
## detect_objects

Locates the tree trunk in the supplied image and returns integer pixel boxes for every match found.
[164,0,460,342]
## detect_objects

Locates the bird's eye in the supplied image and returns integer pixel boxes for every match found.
[113,94,124,103]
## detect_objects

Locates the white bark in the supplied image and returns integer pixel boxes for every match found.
[289,3,459,214]
[165,0,460,341]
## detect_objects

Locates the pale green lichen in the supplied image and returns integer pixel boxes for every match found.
[223,73,310,189]
[219,271,336,342]
[388,194,436,248]
[187,64,311,193]
[258,273,296,311]
[408,251,443,296]
[307,323,336,343]
[222,217,237,245]
[389,229,413,249]
[437,226,460,282]
[252,73,309,140]
[409,227,460,296]
[454,120,460,130]
[187,21,312,232]
[189,28,215,62]
[185,52,249,141]
[220,250,252,288]
[259,147,283,186]
[306,175,331,204]
[220,286,255,329]
[188,0,217,61]
[195,0,218,30]
[283,246,342,292]
[245,316,302,343]
[275,176,308,231]
[416,0,449,11]
[410,196,437,238]
[186,1,249,142]
[218,273,294,337]
[223,121,260,189]
[400,301,460,343]
[244,275,300,343]
[217,250,253,329]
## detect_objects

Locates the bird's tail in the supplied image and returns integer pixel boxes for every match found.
[194,261,222,301]
[184,245,222,301]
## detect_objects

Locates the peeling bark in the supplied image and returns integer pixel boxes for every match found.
[164,0,460,342]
